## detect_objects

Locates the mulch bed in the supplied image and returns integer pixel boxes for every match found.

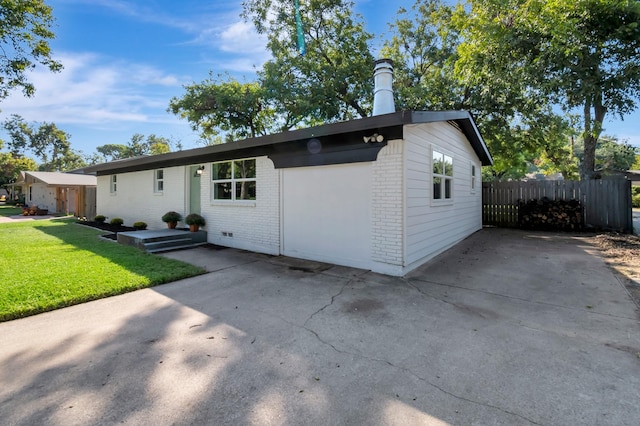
[76,220,137,240]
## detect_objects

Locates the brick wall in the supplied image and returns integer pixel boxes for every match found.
[96,167,186,229]
[371,139,404,267]
[201,156,280,255]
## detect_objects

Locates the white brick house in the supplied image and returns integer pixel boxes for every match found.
[84,110,492,276]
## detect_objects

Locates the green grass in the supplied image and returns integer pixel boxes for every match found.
[0,218,205,321]
[0,204,22,217]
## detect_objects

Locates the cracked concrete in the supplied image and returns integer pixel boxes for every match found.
[1,228,639,425]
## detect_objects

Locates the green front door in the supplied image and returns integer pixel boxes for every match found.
[189,166,201,215]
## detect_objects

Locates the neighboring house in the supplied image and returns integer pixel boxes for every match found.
[81,110,492,276]
[624,170,640,187]
[11,171,97,218]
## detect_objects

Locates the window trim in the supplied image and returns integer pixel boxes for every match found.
[211,158,257,203]
[431,148,454,205]
[471,164,477,193]
[154,169,164,193]
[110,175,117,194]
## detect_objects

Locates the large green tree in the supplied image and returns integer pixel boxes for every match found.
[169,0,376,140]
[456,0,640,179]
[169,74,273,140]
[2,115,83,171]
[0,139,37,186]
[244,0,375,124]
[382,0,575,179]
[92,134,174,163]
[0,0,62,100]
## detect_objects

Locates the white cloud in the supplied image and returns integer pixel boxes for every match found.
[220,21,268,55]
[0,52,186,126]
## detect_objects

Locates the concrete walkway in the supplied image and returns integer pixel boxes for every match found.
[0,228,638,425]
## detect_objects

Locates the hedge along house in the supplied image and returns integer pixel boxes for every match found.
[82,60,492,276]
[10,171,97,218]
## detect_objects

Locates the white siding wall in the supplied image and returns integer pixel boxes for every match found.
[371,139,404,275]
[28,183,56,212]
[96,166,186,228]
[201,156,280,255]
[404,122,482,271]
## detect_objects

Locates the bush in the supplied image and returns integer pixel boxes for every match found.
[633,193,640,208]
[185,213,206,226]
[161,211,182,223]
[110,218,124,226]
[133,221,147,230]
[94,215,106,223]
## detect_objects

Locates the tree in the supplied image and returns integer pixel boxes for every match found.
[146,134,172,155]
[93,134,174,162]
[456,0,640,179]
[170,0,377,140]
[382,0,575,179]
[0,0,63,100]
[95,144,129,162]
[574,135,638,173]
[244,0,375,124]
[0,150,37,187]
[169,75,273,140]
[2,115,82,171]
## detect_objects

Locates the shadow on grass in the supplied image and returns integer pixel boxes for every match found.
[1,220,205,321]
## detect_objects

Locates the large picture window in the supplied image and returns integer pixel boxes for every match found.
[432,150,453,200]
[212,159,256,201]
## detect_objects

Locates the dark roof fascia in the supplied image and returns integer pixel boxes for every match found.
[83,110,492,175]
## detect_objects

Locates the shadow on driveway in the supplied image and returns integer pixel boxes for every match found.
[1,228,639,425]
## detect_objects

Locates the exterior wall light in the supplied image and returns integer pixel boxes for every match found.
[363,133,384,143]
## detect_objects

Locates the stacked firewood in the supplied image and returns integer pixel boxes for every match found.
[518,198,582,231]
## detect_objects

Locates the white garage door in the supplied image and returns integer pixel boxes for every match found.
[282,163,372,269]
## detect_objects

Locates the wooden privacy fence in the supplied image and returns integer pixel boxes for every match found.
[482,178,633,232]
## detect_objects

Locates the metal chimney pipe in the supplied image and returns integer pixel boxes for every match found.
[372,59,395,116]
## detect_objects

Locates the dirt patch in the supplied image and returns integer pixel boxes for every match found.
[589,233,640,308]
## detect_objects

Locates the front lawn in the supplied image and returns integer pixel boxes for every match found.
[0,204,22,217]
[0,219,205,321]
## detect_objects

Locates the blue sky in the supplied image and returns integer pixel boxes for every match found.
[0,0,638,158]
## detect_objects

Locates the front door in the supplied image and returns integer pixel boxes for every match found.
[189,166,201,215]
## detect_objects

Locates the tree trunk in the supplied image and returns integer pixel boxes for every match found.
[580,89,606,180]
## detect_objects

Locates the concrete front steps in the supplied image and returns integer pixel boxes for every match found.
[117,229,207,253]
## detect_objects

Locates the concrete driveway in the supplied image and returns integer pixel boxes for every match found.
[1,228,639,425]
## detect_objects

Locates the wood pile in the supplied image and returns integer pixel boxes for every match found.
[518,198,582,231]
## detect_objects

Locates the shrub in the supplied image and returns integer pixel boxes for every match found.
[133,221,148,230]
[94,215,106,223]
[185,213,206,226]
[633,193,640,208]
[161,211,182,223]
[110,218,124,226]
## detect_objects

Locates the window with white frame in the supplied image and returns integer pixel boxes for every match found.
[211,159,256,201]
[432,150,453,200]
[110,175,117,193]
[471,164,476,191]
[28,186,32,202]
[154,169,164,193]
